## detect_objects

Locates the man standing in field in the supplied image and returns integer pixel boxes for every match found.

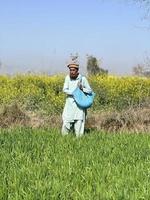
[62,58,92,137]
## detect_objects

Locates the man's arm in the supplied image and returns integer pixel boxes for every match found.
[63,76,74,95]
[82,77,92,94]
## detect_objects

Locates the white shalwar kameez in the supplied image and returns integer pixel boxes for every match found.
[62,74,92,137]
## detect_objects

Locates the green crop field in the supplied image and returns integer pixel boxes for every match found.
[1,128,150,199]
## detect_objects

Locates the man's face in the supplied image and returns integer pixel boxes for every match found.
[69,67,79,79]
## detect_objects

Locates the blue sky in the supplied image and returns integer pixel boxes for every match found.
[0,0,150,75]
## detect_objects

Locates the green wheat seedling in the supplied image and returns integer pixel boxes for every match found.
[1,128,150,199]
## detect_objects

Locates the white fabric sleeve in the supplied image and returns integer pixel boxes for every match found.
[63,76,74,95]
[82,77,92,94]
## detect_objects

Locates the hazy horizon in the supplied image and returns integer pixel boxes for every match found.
[0,0,150,76]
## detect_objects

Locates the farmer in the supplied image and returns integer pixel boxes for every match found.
[62,59,92,137]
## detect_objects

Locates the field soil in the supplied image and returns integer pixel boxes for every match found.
[0,103,150,133]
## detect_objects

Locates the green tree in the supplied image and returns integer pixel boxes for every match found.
[86,55,108,75]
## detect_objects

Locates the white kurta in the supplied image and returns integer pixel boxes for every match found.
[62,74,92,123]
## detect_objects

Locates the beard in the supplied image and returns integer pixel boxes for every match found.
[70,73,79,79]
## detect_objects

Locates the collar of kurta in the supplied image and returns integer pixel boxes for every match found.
[77,74,82,80]
[70,74,82,80]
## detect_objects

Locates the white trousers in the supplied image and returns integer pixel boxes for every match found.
[62,120,85,137]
